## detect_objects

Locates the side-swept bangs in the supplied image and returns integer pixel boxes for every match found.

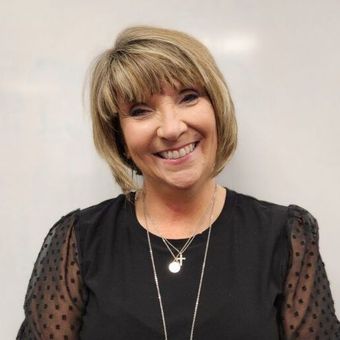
[93,40,208,123]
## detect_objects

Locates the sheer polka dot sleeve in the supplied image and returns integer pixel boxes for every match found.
[281,205,340,339]
[17,210,87,340]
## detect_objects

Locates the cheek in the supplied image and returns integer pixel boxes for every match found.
[206,115,218,154]
[203,111,218,143]
[124,137,142,159]
[121,124,152,160]
[119,120,138,150]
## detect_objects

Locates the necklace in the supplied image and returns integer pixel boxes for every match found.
[143,185,217,340]
[143,186,217,273]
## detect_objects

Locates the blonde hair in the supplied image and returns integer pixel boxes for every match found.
[89,26,237,194]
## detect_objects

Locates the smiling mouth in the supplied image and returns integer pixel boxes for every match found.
[155,142,198,160]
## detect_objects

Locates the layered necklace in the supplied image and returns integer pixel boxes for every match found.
[143,189,216,274]
[142,185,217,340]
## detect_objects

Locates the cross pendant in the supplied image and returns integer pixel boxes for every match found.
[176,253,186,266]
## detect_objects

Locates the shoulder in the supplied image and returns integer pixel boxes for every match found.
[55,194,133,269]
[232,189,316,223]
[230,189,318,238]
[286,204,319,243]
[234,190,286,210]
[231,189,288,224]
[287,204,318,228]
[49,194,130,240]
[74,193,134,248]
[51,194,126,224]
[78,193,128,221]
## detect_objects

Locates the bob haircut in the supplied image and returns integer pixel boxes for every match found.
[89,26,237,194]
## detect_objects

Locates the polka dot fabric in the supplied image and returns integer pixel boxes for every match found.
[17,210,86,340]
[17,200,339,339]
[282,205,340,339]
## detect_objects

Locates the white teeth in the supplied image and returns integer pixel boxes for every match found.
[179,148,186,157]
[172,150,179,159]
[159,143,196,160]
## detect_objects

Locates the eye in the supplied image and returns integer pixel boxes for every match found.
[129,104,151,117]
[180,90,200,104]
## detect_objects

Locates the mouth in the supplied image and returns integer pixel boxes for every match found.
[155,142,199,160]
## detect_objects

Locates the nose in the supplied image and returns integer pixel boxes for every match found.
[156,106,187,141]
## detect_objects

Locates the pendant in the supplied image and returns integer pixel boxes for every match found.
[168,253,186,273]
[169,260,181,273]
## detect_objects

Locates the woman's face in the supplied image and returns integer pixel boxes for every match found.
[119,84,217,191]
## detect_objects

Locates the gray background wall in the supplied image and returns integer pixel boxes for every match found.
[1,0,339,337]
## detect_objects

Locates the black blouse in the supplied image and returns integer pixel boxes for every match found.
[17,189,340,339]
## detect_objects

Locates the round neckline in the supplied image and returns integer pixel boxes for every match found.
[128,187,236,247]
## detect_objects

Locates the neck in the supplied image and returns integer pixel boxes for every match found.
[136,180,222,239]
[145,179,215,214]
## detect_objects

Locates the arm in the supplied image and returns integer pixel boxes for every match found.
[17,210,87,340]
[281,205,340,339]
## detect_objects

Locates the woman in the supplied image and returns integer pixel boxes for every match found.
[17,26,339,339]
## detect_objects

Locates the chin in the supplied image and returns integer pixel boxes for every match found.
[163,172,207,191]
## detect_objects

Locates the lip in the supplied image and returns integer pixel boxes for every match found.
[153,141,199,164]
[154,141,198,154]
